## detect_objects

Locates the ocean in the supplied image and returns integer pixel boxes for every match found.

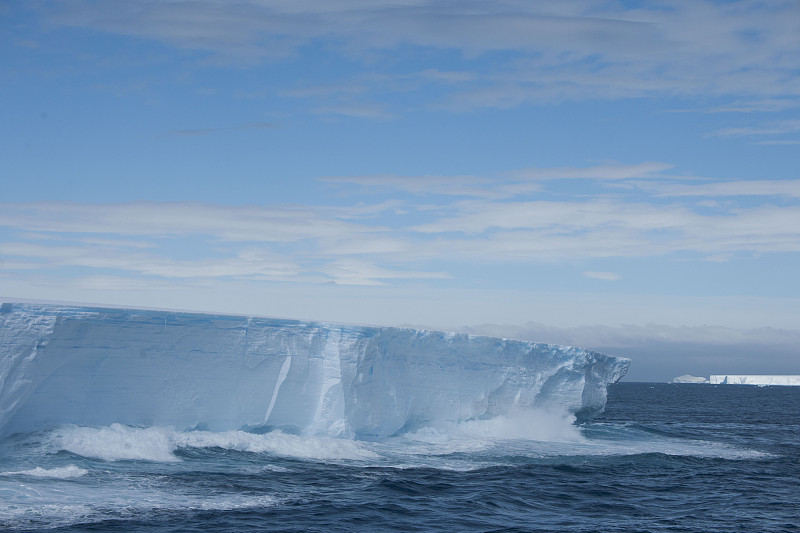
[1,382,798,532]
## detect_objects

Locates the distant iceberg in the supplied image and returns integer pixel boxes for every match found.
[710,375,800,386]
[672,375,709,384]
[0,302,629,439]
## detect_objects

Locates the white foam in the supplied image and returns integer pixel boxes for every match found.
[371,414,772,468]
[1,465,88,479]
[0,487,278,530]
[52,424,180,462]
[0,504,96,531]
[45,418,769,469]
[173,429,380,461]
[385,407,583,456]
[48,424,379,462]
[45,411,584,468]
[180,494,278,511]
[440,407,584,442]
[582,436,774,460]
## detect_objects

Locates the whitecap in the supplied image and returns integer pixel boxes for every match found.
[50,423,180,462]
[409,407,584,444]
[1,465,88,479]
[47,423,379,462]
[0,490,279,530]
[173,429,381,461]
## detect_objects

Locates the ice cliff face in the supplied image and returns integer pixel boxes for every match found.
[0,303,629,439]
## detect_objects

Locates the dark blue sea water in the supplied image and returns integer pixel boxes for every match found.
[1,383,799,532]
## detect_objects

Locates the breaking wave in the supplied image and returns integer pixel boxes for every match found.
[37,407,769,467]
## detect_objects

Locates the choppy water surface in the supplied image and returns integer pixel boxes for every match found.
[1,383,798,532]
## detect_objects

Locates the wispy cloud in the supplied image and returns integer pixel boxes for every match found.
[755,140,800,146]
[650,180,800,199]
[38,1,800,110]
[2,165,799,285]
[321,174,497,198]
[704,99,800,114]
[584,271,621,281]
[165,122,277,137]
[313,104,393,120]
[423,203,800,259]
[708,119,800,138]
[0,202,378,242]
[323,163,674,199]
[509,162,673,181]
[0,241,303,280]
[320,259,450,286]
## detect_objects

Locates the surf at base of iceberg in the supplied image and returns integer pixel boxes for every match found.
[0,302,629,440]
[25,411,769,470]
[48,423,383,462]
[0,423,769,531]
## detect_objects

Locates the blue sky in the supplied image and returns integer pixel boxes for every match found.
[2,1,799,380]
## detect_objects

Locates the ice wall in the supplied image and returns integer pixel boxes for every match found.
[710,375,800,386]
[0,303,629,439]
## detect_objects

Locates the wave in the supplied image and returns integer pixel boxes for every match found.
[0,465,87,479]
[0,412,776,531]
[49,423,381,463]
[38,407,771,467]
[0,488,278,531]
[409,407,585,443]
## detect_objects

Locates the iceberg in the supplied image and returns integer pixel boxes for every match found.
[710,375,800,386]
[0,302,629,439]
[672,375,709,384]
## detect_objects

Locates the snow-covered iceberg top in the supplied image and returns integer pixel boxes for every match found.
[0,302,629,439]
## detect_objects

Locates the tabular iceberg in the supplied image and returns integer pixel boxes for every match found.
[710,375,800,386]
[0,302,629,439]
[672,375,709,384]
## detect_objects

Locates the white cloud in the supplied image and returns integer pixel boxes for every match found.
[320,174,500,198]
[405,197,800,261]
[649,179,800,199]
[69,276,197,291]
[2,165,799,285]
[320,259,450,286]
[315,234,414,256]
[755,140,800,146]
[583,271,621,281]
[0,201,381,243]
[709,119,800,137]
[313,104,394,120]
[509,162,673,181]
[37,0,800,108]
[322,163,673,199]
[0,241,304,280]
[411,200,698,235]
[0,258,45,270]
[704,99,800,114]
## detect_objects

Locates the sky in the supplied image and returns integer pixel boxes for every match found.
[1,0,799,381]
